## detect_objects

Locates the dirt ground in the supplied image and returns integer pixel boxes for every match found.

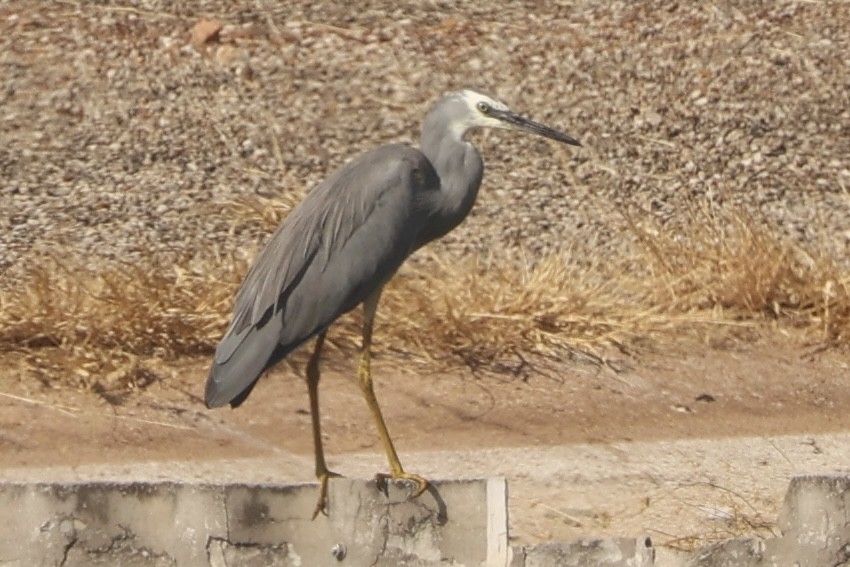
[2,335,849,548]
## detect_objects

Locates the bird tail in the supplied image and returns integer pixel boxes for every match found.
[204,323,281,409]
[205,364,260,408]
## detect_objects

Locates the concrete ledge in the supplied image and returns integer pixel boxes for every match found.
[508,474,850,567]
[2,474,850,566]
[677,475,850,567]
[771,474,850,567]
[512,538,654,567]
[0,478,508,567]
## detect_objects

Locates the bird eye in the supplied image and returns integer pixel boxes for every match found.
[476,101,489,113]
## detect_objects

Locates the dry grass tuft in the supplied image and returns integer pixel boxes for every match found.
[0,253,242,356]
[1,201,849,391]
[0,250,245,390]
[653,481,778,552]
[222,192,300,235]
[375,251,653,367]
[626,204,850,344]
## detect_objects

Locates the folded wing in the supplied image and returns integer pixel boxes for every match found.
[204,144,438,408]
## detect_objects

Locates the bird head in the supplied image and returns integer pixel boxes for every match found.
[443,89,581,147]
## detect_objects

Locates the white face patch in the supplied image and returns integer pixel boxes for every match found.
[448,89,513,139]
[457,89,509,112]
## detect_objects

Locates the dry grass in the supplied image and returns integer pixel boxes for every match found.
[627,203,850,344]
[1,201,849,390]
[0,250,245,390]
[650,481,778,552]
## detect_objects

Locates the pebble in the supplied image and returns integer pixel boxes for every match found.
[1,0,849,277]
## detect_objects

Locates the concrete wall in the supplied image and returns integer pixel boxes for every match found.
[0,477,508,567]
[0,475,848,566]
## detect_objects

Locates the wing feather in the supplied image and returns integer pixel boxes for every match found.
[205,144,438,408]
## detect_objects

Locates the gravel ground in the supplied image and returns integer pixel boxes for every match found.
[1,0,849,274]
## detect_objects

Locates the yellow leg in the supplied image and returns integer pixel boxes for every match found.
[358,288,429,499]
[307,331,340,519]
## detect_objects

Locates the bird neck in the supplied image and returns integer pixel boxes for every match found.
[418,127,484,244]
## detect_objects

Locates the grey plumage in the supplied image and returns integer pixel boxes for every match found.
[205,144,437,407]
[205,90,580,409]
[203,89,580,510]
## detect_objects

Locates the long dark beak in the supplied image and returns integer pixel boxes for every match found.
[491,108,581,147]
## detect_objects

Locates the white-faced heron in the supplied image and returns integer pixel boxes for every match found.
[204,89,581,517]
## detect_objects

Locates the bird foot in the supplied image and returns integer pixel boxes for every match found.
[312,470,342,520]
[374,471,430,499]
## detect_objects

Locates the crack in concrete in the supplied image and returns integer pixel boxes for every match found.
[86,523,134,556]
[367,488,438,566]
[367,489,390,567]
[207,489,232,566]
[223,491,231,539]
[206,536,289,567]
[73,524,177,565]
[205,535,218,565]
[369,511,390,567]
[831,543,850,567]
[58,534,78,567]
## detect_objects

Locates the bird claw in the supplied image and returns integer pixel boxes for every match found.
[312,470,342,520]
[374,472,429,500]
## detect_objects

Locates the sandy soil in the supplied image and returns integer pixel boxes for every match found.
[2,336,849,548]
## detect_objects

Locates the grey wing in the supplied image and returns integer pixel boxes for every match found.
[204,144,437,408]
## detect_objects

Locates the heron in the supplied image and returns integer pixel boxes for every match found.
[204,88,581,517]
